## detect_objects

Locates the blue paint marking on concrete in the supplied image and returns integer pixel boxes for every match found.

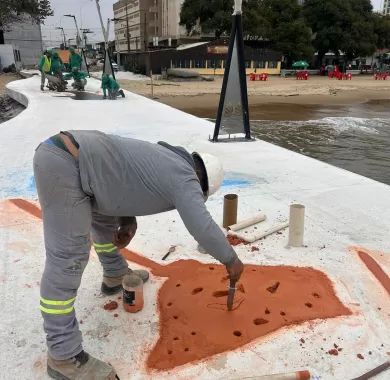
[27,175,36,194]
[1,172,37,199]
[222,178,251,188]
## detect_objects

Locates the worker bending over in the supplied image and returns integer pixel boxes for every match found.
[102,74,125,100]
[34,130,244,379]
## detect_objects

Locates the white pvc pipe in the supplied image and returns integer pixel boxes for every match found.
[228,222,289,243]
[233,0,242,15]
[228,213,266,231]
[288,204,305,247]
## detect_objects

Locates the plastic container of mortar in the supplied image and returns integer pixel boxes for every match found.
[122,273,144,313]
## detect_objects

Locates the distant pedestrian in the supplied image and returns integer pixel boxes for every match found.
[38,50,52,91]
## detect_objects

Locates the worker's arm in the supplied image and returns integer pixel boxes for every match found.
[173,177,243,280]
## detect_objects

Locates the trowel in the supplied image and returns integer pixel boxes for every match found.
[227,279,237,311]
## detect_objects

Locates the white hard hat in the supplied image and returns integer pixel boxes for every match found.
[192,152,224,200]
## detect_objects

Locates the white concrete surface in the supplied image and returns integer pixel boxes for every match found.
[0,75,389,379]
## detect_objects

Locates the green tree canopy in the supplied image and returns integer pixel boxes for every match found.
[372,13,390,50]
[180,0,313,64]
[303,0,376,62]
[0,0,53,27]
[260,0,313,64]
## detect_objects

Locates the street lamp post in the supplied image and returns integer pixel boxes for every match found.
[64,14,82,47]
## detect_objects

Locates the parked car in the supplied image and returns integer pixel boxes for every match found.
[97,59,118,72]
[111,62,119,72]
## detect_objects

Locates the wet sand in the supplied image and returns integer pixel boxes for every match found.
[0,73,25,124]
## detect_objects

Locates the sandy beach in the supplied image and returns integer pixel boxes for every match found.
[118,75,390,119]
[0,72,20,95]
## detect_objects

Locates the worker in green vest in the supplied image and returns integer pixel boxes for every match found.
[101,74,125,99]
[68,47,82,71]
[50,51,64,76]
[38,50,52,91]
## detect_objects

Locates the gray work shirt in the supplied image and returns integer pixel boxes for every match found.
[70,130,236,265]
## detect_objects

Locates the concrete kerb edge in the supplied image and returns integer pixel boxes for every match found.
[5,86,29,108]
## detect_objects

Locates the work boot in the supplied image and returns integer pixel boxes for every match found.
[40,85,44,91]
[47,350,117,380]
[102,268,149,296]
[119,90,125,98]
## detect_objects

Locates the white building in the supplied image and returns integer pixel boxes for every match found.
[113,0,187,53]
[161,0,186,44]
[384,0,390,15]
[0,15,43,69]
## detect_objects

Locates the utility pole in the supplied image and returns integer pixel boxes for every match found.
[56,27,67,48]
[80,29,93,49]
[94,0,108,49]
[125,4,130,52]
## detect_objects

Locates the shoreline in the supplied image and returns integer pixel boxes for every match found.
[119,75,390,120]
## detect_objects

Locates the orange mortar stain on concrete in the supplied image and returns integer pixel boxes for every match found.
[122,250,351,371]
[9,199,42,219]
[351,247,390,295]
[8,199,352,371]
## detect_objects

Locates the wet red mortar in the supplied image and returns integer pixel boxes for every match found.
[352,247,390,295]
[227,235,248,246]
[10,199,42,219]
[11,200,352,372]
[103,301,118,311]
[134,259,351,371]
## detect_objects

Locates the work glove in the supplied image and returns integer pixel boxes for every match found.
[113,222,137,249]
[225,256,244,283]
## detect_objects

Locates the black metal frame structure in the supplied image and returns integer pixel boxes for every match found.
[213,14,251,142]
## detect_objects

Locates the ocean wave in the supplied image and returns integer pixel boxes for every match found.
[251,117,387,135]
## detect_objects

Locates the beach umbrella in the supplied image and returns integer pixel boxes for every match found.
[292,60,309,69]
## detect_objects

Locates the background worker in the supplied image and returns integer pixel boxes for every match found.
[50,51,64,76]
[34,130,244,379]
[101,73,125,100]
[38,50,52,91]
[68,47,82,71]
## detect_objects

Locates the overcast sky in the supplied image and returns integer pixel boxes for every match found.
[42,0,384,46]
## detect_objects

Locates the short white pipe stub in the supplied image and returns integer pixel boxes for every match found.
[288,204,305,247]
[233,0,242,15]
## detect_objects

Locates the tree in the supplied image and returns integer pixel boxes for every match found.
[373,13,390,51]
[180,0,313,65]
[180,0,233,38]
[260,0,313,65]
[180,0,269,39]
[303,0,376,64]
[0,0,53,27]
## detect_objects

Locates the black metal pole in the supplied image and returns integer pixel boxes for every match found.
[236,14,251,139]
[213,15,237,141]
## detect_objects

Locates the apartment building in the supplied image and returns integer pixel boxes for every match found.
[113,0,186,53]
[161,0,186,43]
[0,15,43,68]
[384,0,390,16]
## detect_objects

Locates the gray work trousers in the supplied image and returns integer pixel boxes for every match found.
[33,143,128,360]
[41,71,47,88]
